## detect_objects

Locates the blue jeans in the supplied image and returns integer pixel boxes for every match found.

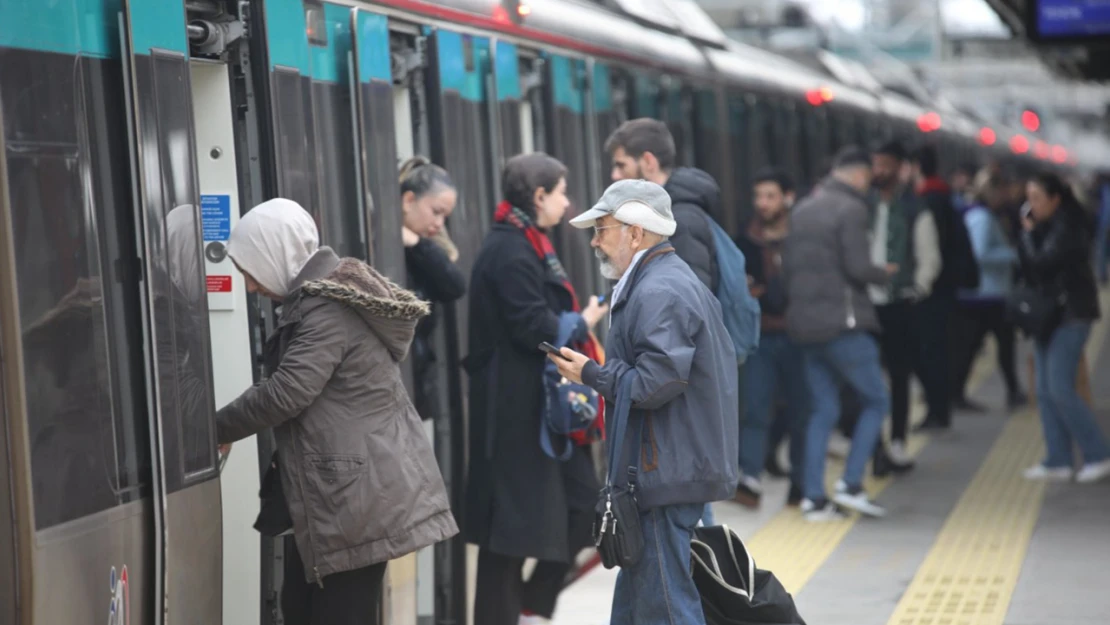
[1034,321,1110,468]
[801,332,889,501]
[610,503,706,625]
[741,332,809,486]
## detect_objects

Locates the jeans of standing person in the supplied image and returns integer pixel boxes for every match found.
[610,503,707,625]
[801,332,890,501]
[283,536,388,625]
[951,300,1021,399]
[1034,321,1110,468]
[741,332,809,486]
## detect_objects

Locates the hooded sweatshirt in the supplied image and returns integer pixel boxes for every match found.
[663,167,720,293]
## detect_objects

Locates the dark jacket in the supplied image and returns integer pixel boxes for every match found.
[582,243,739,509]
[737,220,789,332]
[664,167,720,293]
[783,178,889,344]
[216,248,459,584]
[1018,208,1100,322]
[463,224,598,563]
[918,177,979,295]
[405,237,466,420]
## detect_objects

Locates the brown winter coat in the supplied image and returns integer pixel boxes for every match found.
[217,247,459,584]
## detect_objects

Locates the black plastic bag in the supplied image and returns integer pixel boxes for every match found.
[691,526,807,625]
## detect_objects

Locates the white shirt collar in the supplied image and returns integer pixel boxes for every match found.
[610,249,649,322]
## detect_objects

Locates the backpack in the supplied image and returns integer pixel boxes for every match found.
[947,208,981,290]
[707,216,761,363]
[540,313,604,461]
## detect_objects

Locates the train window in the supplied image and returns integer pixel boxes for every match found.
[149,53,217,488]
[2,52,148,529]
[272,67,319,225]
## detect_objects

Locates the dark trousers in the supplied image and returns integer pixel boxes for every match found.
[876,301,915,443]
[282,536,388,625]
[474,549,571,624]
[951,301,1020,398]
[916,293,953,426]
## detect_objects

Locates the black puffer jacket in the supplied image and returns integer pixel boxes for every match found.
[1018,207,1100,322]
[664,167,719,293]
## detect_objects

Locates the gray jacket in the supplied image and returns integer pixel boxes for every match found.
[582,244,739,509]
[217,248,459,584]
[783,178,889,345]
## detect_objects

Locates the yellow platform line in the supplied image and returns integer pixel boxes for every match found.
[744,312,1010,594]
[886,291,1110,625]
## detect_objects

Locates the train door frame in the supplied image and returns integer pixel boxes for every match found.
[188,56,260,625]
[0,93,28,625]
[120,1,224,623]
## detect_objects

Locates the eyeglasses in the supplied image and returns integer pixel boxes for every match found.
[593,224,623,238]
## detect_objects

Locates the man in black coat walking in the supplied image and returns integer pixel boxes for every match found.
[604,118,720,293]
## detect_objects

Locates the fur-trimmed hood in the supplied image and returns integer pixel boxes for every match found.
[299,253,430,362]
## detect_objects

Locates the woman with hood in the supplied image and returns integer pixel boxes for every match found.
[464,153,607,625]
[215,198,458,624]
[1017,173,1110,485]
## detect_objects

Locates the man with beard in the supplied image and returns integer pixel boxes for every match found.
[550,180,738,625]
[604,118,719,293]
[869,141,940,474]
[734,168,808,508]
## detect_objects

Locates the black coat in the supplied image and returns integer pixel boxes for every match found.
[664,167,720,293]
[1018,208,1100,322]
[405,237,466,420]
[919,185,979,295]
[462,223,598,563]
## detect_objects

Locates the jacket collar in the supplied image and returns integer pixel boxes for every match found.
[289,247,340,293]
[611,241,676,312]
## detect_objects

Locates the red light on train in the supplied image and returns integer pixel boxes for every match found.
[917,112,941,133]
[1010,135,1029,154]
[1034,141,1050,159]
[805,87,835,107]
[518,1,531,16]
[1021,109,1041,132]
[1051,145,1068,164]
[978,127,996,146]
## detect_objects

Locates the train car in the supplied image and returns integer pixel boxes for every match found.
[0,1,1076,625]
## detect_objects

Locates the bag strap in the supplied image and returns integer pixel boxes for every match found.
[606,370,643,488]
[540,416,574,461]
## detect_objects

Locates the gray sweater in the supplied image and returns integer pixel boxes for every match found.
[783,178,890,345]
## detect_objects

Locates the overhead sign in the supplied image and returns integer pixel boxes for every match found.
[1029,0,1110,43]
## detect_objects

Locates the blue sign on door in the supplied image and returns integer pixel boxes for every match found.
[201,195,231,241]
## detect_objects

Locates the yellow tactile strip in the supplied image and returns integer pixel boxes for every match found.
[884,409,1045,625]
[886,289,1110,625]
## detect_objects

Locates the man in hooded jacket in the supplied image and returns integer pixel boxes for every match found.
[604,118,720,293]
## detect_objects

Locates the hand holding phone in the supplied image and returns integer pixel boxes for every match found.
[539,342,571,360]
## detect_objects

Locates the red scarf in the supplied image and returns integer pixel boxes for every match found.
[495,201,606,443]
[916,177,950,195]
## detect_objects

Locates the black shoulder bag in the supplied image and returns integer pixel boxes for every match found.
[594,370,646,569]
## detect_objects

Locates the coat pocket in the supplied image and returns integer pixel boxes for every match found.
[302,454,369,552]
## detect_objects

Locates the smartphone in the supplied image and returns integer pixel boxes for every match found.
[539,342,570,360]
[597,294,607,305]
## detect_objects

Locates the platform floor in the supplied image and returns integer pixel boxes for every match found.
[552,293,1110,625]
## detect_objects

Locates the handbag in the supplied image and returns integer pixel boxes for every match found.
[691,525,808,625]
[253,452,294,537]
[1005,285,1065,340]
[593,370,645,570]
[540,313,603,461]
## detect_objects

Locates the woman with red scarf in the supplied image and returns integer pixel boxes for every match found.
[463,152,608,625]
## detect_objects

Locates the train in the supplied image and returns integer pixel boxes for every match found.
[0,0,1077,624]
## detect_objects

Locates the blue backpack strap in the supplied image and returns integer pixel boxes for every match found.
[539,312,587,461]
[607,370,642,488]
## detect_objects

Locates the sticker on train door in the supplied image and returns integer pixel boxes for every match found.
[107,565,130,625]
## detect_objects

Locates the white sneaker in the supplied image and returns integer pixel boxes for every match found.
[519,616,551,625]
[800,498,847,522]
[1022,464,1074,481]
[827,432,852,459]
[1076,459,1110,484]
[889,441,912,465]
[833,486,887,518]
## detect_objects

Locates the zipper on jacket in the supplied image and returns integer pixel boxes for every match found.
[845,287,857,329]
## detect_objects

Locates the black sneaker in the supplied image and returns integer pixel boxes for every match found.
[764,453,788,479]
[1007,390,1029,410]
[732,476,762,509]
[916,417,950,432]
[953,397,987,413]
[786,483,803,507]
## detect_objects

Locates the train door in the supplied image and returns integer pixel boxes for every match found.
[543,52,602,299]
[0,114,19,623]
[188,55,258,625]
[120,1,222,623]
[692,88,735,233]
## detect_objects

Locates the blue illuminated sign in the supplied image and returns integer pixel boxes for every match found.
[1037,0,1110,38]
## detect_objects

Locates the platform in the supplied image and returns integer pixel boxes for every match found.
[553,293,1110,625]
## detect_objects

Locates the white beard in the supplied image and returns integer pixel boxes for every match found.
[600,261,622,280]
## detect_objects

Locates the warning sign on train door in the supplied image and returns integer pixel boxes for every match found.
[201,194,231,241]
